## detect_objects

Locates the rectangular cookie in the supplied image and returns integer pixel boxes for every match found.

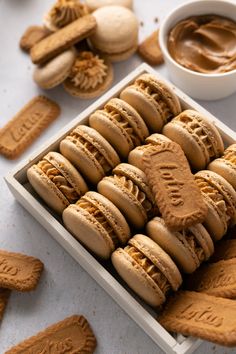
[5,315,97,354]
[0,250,43,292]
[0,288,11,321]
[185,259,236,298]
[210,239,236,262]
[30,15,96,64]
[143,142,208,230]
[138,30,164,66]
[0,96,60,159]
[158,291,236,347]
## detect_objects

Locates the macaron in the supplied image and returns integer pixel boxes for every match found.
[163,110,224,170]
[63,191,130,259]
[60,125,120,185]
[195,170,236,240]
[89,98,149,159]
[112,234,182,307]
[33,48,77,89]
[208,144,236,189]
[146,217,214,274]
[120,73,181,132]
[128,134,171,171]
[27,152,88,214]
[85,0,133,12]
[89,6,138,62]
[97,163,155,229]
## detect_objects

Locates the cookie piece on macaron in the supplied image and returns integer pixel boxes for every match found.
[97,163,155,229]
[120,74,181,132]
[208,144,236,189]
[89,6,138,62]
[146,217,214,274]
[60,125,120,185]
[27,152,88,214]
[63,191,131,259]
[89,98,149,159]
[195,170,236,240]
[112,234,182,307]
[163,110,224,170]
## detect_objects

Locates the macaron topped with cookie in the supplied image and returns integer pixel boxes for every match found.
[27,152,88,214]
[120,74,181,132]
[60,125,120,185]
[112,234,182,307]
[89,98,149,158]
[208,144,236,189]
[89,6,138,61]
[163,110,224,170]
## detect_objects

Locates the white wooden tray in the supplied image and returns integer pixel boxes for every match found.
[5,63,236,354]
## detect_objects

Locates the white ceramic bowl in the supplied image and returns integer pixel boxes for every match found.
[159,0,236,100]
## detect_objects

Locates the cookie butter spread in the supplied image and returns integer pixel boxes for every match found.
[168,15,236,74]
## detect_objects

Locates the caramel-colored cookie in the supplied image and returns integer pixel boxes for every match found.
[0,288,11,321]
[158,291,236,347]
[5,315,96,354]
[185,259,236,299]
[31,15,96,64]
[0,250,43,292]
[138,30,164,66]
[20,25,50,52]
[210,239,236,262]
[143,142,208,230]
[0,96,60,159]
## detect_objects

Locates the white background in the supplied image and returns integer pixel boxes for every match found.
[0,0,236,353]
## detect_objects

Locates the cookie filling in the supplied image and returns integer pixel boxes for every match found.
[76,198,120,247]
[48,0,88,28]
[67,131,112,173]
[38,160,79,203]
[104,106,141,147]
[181,229,205,264]
[124,245,171,294]
[69,52,108,90]
[113,174,153,217]
[223,147,236,167]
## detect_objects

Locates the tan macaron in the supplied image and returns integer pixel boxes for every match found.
[33,48,77,89]
[112,234,182,307]
[63,191,130,259]
[120,73,181,132]
[97,163,155,229]
[85,0,133,12]
[27,152,88,214]
[128,134,171,171]
[60,125,120,185]
[195,170,236,240]
[163,110,224,170]
[89,6,138,62]
[89,98,149,159]
[208,144,236,189]
[146,217,214,274]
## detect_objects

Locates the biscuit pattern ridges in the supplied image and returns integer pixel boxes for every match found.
[77,199,120,247]
[104,106,141,146]
[113,174,153,216]
[38,160,79,203]
[69,131,111,172]
[125,245,171,294]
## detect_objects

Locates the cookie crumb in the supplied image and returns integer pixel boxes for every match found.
[154,17,159,23]
[140,21,144,27]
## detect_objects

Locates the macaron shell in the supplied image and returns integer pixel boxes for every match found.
[128,145,149,171]
[33,48,76,89]
[85,0,133,12]
[63,204,115,259]
[145,133,172,145]
[27,165,69,214]
[90,6,138,54]
[188,223,214,260]
[93,43,137,62]
[111,248,165,307]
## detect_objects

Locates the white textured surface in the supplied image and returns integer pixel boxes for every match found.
[0,0,235,353]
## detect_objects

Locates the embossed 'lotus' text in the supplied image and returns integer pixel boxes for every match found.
[199,271,235,291]
[0,259,18,276]
[180,304,223,327]
[159,164,184,206]
[29,338,73,354]
[10,111,45,142]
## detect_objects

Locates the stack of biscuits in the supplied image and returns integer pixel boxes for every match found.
[27,72,236,347]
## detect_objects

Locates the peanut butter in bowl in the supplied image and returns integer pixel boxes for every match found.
[168,15,236,74]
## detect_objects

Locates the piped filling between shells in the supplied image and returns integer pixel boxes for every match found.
[181,229,205,264]
[124,245,171,294]
[38,160,79,203]
[223,148,236,166]
[113,174,153,217]
[76,199,120,247]
[104,106,141,147]
[67,131,112,173]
